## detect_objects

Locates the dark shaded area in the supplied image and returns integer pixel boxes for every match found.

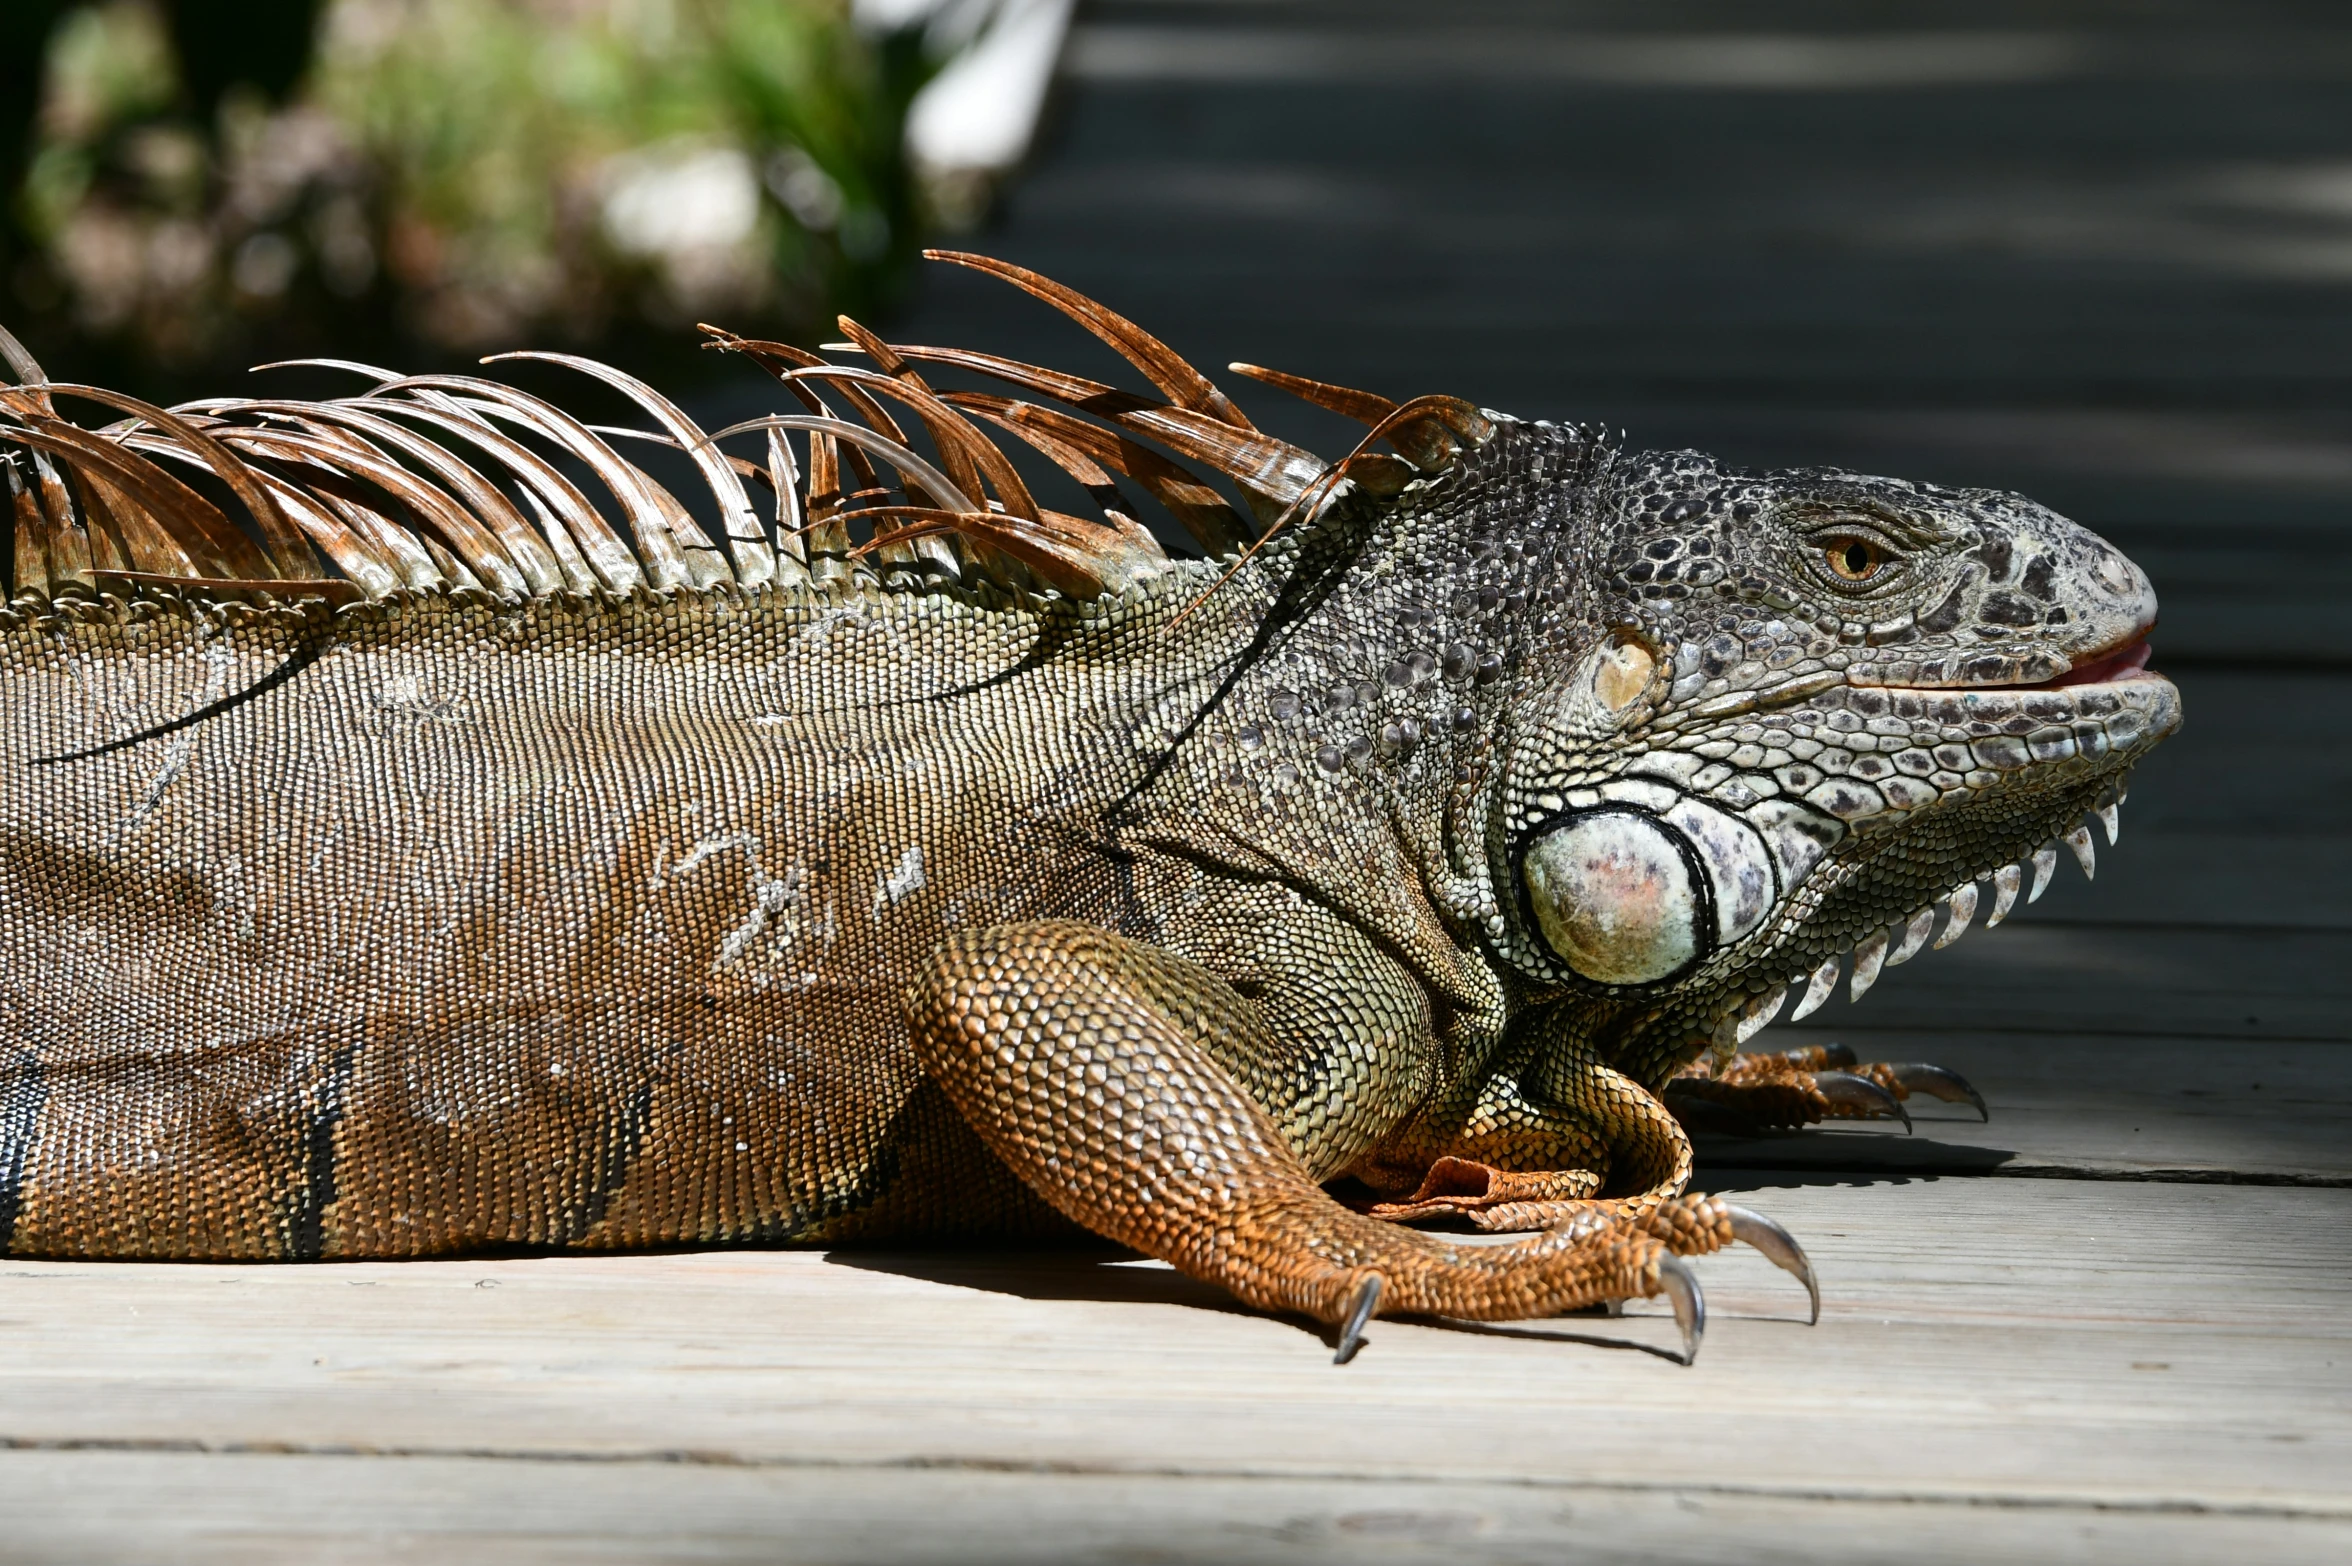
[165,0,324,121]
[2,2,323,279]
[2,2,933,405]
[823,1246,1704,1359]
[0,3,74,261]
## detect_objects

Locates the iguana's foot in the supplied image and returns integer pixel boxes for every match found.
[1360,1158,1819,1322]
[1664,1044,1989,1136]
[908,921,1816,1364]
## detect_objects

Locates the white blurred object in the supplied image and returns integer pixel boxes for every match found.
[852,0,980,34]
[601,144,763,258]
[856,0,1075,225]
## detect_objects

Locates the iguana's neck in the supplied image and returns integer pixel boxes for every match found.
[1116,421,1617,1023]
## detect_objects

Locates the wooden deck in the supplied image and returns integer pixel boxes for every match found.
[6,3,2351,1560]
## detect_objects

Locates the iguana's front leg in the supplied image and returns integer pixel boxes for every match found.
[906,920,1745,1361]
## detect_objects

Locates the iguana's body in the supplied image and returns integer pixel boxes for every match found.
[0,561,1433,1256]
[0,258,2177,1358]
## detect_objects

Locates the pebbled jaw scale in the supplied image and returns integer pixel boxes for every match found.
[1847,927,1890,1003]
[1987,863,2023,926]
[1886,907,1937,967]
[1708,982,1790,1059]
[2063,824,2098,880]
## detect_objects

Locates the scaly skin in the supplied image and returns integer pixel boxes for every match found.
[0,279,2178,1360]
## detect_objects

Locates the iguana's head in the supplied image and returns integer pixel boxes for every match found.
[1467,429,2180,1078]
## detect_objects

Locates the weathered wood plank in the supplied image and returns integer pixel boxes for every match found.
[0,1452,2346,1566]
[1,1179,2346,1563]
[21,2,2352,1560]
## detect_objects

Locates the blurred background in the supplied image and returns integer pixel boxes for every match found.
[0,0,1067,391]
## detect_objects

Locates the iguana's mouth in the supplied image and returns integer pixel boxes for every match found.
[1847,632,2163,697]
[2031,635,2157,689]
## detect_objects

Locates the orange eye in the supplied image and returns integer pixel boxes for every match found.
[1824,536,1890,582]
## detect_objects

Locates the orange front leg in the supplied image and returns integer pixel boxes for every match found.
[906,921,1785,1362]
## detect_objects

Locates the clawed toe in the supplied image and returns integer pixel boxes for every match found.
[1774,1042,1856,1070]
[1332,1272,1384,1365]
[1814,1068,1913,1132]
[1725,1204,1820,1324]
[1881,1062,1989,1121]
[1672,1044,1986,1135]
[1658,1255,1705,1365]
[1659,1090,1762,1138]
[1782,1048,1986,1122]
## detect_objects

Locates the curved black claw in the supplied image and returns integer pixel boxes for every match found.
[1887,1062,1990,1122]
[1815,1069,1913,1133]
[1725,1205,1821,1325]
[1818,1042,1859,1068]
[1333,1272,1384,1365]
[1658,1254,1706,1366]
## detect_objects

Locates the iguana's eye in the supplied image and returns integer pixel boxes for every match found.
[1823,536,1890,582]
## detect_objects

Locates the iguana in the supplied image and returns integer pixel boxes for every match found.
[0,253,2177,1364]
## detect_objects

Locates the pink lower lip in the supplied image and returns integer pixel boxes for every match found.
[2042,638,2155,688]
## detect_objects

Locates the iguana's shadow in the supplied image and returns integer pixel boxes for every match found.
[1692,1130,2020,1190]
[824,1246,1693,1363]
[825,1242,1235,1312]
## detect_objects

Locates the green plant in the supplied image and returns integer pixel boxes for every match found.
[7,0,930,382]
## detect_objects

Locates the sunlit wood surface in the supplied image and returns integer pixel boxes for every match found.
[8,2,2352,1560]
[3,1168,2347,1564]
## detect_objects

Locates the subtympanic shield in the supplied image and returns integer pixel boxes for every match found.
[1520,808,1709,985]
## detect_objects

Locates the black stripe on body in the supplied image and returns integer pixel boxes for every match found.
[0,1045,45,1254]
[567,1079,658,1244]
[287,1036,362,1261]
[31,638,327,766]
